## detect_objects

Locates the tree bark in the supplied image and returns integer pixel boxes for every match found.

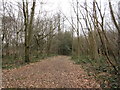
[76,0,80,57]
[23,0,36,63]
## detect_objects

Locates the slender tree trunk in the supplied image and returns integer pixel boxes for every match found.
[92,0,99,60]
[71,16,74,56]
[76,0,80,57]
[118,1,120,67]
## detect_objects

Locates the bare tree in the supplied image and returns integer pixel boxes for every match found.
[22,0,36,63]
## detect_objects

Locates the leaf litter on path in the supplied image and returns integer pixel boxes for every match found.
[2,56,100,88]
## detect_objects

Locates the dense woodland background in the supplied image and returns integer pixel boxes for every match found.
[1,0,120,88]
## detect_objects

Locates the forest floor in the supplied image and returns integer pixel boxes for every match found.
[2,56,100,88]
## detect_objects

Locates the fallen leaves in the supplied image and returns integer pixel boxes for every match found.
[2,56,100,88]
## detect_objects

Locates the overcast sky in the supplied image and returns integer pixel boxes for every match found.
[2,0,120,17]
[1,0,120,32]
[34,0,119,18]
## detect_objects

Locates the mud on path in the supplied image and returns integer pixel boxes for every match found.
[2,56,100,88]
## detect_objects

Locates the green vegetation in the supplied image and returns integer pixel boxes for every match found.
[2,54,57,69]
[57,31,72,55]
[71,55,120,88]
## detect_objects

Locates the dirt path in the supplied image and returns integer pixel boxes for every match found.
[2,56,100,88]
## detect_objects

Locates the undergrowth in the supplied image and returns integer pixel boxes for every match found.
[2,54,57,69]
[71,55,120,88]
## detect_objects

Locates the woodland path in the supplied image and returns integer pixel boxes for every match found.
[2,56,100,88]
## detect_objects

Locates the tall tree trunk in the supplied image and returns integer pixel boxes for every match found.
[71,16,74,56]
[118,1,120,68]
[23,0,36,63]
[27,1,36,62]
[76,0,80,57]
[92,0,98,59]
[23,0,29,62]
